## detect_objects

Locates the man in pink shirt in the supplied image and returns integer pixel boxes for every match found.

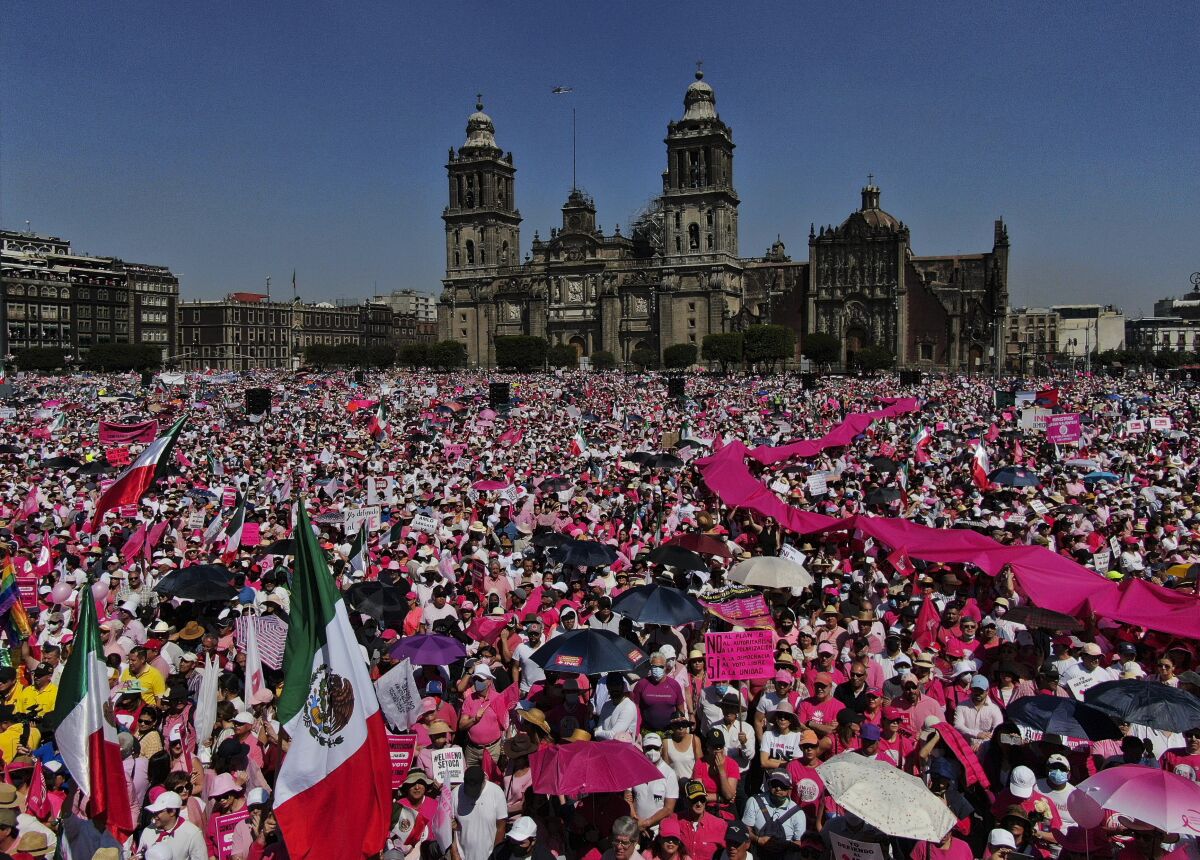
[797,673,845,738]
[458,663,509,768]
[889,673,946,735]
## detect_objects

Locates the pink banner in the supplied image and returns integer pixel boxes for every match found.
[705,630,775,681]
[699,584,775,629]
[1045,413,1081,443]
[98,419,159,444]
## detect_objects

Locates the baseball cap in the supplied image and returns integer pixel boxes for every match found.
[472,663,495,680]
[1009,765,1036,799]
[146,790,183,812]
[1047,754,1070,770]
[817,643,837,656]
[813,672,833,687]
[988,829,1017,849]
[683,779,707,802]
[774,669,794,683]
[247,788,272,807]
[641,734,663,749]
[1081,642,1103,657]
[860,723,882,741]
[970,675,990,690]
[799,730,819,745]
[766,770,793,787]
[882,706,905,721]
[508,816,537,841]
[233,712,255,725]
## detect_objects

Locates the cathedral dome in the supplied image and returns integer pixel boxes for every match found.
[842,183,902,231]
[682,69,717,121]
[464,97,498,149]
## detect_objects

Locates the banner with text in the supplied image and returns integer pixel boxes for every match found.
[704,630,776,681]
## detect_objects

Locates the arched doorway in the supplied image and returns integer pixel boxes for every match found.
[568,336,587,357]
[968,344,985,374]
[844,327,867,367]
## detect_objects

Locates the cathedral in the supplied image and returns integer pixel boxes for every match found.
[437,71,1010,371]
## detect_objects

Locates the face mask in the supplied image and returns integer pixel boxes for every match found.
[1047,769,1069,788]
[650,667,665,681]
[768,790,787,808]
[715,684,730,697]
[645,748,662,763]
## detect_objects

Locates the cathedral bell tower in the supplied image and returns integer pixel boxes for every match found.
[660,69,739,261]
[443,97,521,278]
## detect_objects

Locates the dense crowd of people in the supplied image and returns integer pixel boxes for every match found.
[0,367,1196,860]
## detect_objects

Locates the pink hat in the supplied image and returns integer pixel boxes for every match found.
[210,773,242,798]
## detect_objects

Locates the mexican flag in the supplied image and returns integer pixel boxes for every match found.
[48,412,66,434]
[222,493,246,562]
[91,418,185,525]
[971,442,991,491]
[569,431,588,457]
[367,400,388,438]
[275,499,390,859]
[49,579,133,838]
[347,521,369,578]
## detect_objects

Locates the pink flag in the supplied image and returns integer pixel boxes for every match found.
[985,423,1000,442]
[24,759,51,820]
[913,593,942,651]
[121,524,147,564]
[13,487,39,523]
[144,520,171,559]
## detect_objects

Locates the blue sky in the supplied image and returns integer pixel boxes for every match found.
[1,3,1196,313]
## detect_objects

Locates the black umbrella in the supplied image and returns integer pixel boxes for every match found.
[530,628,648,675]
[867,456,898,474]
[1007,694,1122,741]
[531,531,571,549]
[624,451,654,465]
[647,545,708,572]
[39,456,81,470]
[865,487,902,505]
[1085,680,1200,732]
[407,432,434,443]
[673,438,710,451]
[0,445,23,454]
[552,539,619,568]
[581,412,601,423]
[537,477,573,493]
[641,453,684,470]
[1003,604,1085,633]
[988,466,1041,488]
[153,564,237,601]
[263,538,296,556]
[78,461,115,475]
[612,583,704,625]
[347,582,408,625]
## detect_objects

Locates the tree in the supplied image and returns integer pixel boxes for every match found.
[546,344,579,369]
[304,343,341,368]
[591,350,616,371]
[82,343,162,372]
[630,347,658,371]
[495,336,549,371]
[361,344,395,368]
[701,332,743,372]
[12,347,68,372]
[743,325,796,372]
[428,340,467,369]
[663,343,698,369]
[802,331,840,368]
[853,345,895,372]
[396,342,430,367]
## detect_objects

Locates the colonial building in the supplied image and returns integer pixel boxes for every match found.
[437,72,1010,371]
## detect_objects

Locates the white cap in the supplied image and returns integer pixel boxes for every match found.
[233,711,256,725]
[146,790,183,812]
[1009,765,1036,799]
[247,787,272,807]
[658,644,677,660]
[952,660,976,678]
[988,829,1016,849]
[472,663,495,680]
[508,815,537,841]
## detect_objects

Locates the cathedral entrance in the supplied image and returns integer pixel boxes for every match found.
[968,344,985,374]
[568,336,587,357]
[844,327,867,367]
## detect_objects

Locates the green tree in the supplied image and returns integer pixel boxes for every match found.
[853,345,895,372]
[12,347,68,372]
[743,325,796,372]
[630,347,659,371]
[591,350,616,371]
[663,342,698,369]
[546,344,579,369]
[429,340,467,369]
[361,344,395,367]
[495,336,549,371]
[701,332,743,372]
[396,342,430,367]
[802,331,840,368]
[304,343,340,368]
[82,343,162,372]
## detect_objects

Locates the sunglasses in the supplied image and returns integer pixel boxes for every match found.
[851,672,866,678]
[800,743,818,750]
[903,684,919,691]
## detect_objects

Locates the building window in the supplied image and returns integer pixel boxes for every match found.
[688,318,696,329]
[688,224,700,249]
[688,302,696,312]
[920,343,934,361]
[466,240,475,265]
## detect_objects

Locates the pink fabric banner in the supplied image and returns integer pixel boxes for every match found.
[98,420,159,444]
[746,398,921,464]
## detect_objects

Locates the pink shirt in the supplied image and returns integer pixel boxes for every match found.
[461,688,508,745]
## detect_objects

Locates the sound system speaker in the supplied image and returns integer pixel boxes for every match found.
[488,382,511,408]
[140,370,153,387]
[666,377,686,398]
[245,387,271,415]
[899,370,923,386]
[799,373,817,390]
[354,370,365,384]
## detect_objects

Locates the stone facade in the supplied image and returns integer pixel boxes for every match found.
[438,73,1009,371]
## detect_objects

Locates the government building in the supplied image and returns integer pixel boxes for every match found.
[437,71,1011,371]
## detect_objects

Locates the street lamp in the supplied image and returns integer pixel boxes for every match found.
[1067,337,1079,371]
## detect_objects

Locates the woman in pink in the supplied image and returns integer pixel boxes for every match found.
[499,734,536,818]
[912,833,974,860]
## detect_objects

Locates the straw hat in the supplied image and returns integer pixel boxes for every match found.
[516,706,551,734]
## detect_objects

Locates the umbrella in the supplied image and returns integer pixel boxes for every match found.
[1167,562,1200,582]
[612,584,704,625]
[641,452,684,470]
[406,431,434,443]
[624,451,654,465]
[1055,504,1089,515]
[647,545,708,572]
[867,456,898,474]
[818,751,957,841]
[665,532,732,559]
[78,461,115,475]
[1006,694,1122,741]
[1002,605,1085,633]
[531,531,571,549]
[153,565,237,601]
[865,487,901,505]
[530,740,662,795]
[551,539,619,568]
[988,466,1041,488]
[1083,471,1120,484]
[313,512,344,525]
[389,634,467,666]
[728,556,813,591]
[39,456,81,470]
[581,412,601,423]
[530,629,647,675]
[347,582,408,625]
[1085,680,1200,732]
[186,488,219,503]
[673,438,710,451]
[263,538,296,556]
[1065,458,1100,470]
[536,477,573,493]
[1073,765,1200,835]
[471,480,508,491]
[0,444,23,454]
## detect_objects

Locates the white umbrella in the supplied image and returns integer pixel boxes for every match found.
[818,751,957,841]
[727,556,813,590]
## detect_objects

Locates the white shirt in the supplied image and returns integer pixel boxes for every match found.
[451,781,508,860]
[512,642,545,693]
[632,758,680,821]
[593,696,638,742]
[137,817,208,860]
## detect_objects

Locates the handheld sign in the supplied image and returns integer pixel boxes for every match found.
[704,630,775,681]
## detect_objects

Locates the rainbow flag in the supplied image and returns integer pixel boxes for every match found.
[0,558,33,642]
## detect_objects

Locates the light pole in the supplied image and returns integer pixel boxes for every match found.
[1067,337,1079,372]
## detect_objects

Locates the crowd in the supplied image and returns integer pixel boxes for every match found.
[0,366,1196,860]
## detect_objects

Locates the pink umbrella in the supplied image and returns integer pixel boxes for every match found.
[1072,764,1200,835]
[530,740,662,794]
[471,480,508,491]
[479,408,497,420]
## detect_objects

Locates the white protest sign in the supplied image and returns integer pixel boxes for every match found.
[374,659,423,731]
[830,834,885,860]
[411,514,438,534]
[1092,549,1111,572]
[499,485,521,504]
[454,457,471,471]
[430,746,465,785]
[1029,500,1049,517]
[770,479,790,495]
[1066,672,1103,700]
[1126,419,1146,435]
[1150,416,1172,431]
[187,511,207,530]
[1110,537,1122,556]
[343,505,382,534]
[367,476,395,506]
[779,544,808,567]
[806,474,828,496]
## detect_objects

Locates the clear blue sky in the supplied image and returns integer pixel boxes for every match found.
[2,3,1196,313]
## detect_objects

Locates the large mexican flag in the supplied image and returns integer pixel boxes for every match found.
[50,580,133,837]
[275,498,391,858]
[91,417,185,525]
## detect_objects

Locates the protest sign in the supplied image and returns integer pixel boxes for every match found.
[375,659,423,730]
[704,630,775,681]
[1066,672,1103,700]
[806,473,828,496]
[778,544,807,567]
[1045,413,1081,443]
[105,446,131,466]
[1150,415,1172,432]
[213,809,251,860]
[187,511,206,530]
[1029,500,1049,517]
[221,487,237,508]
[1109,537,1122,557]
[240,522,261,547]
[367,476,395,505]
[1020,407,1051,432]
[430,746,465,785]
[499,485,521,504]
[770,478,790,495]
[387,733,417,790]
[1126,419,1146,435]
[343,505,382,534]
[830,834,886,860]
[699,585,775,629]
[411,514,438,534]
[1092,549,1111,572]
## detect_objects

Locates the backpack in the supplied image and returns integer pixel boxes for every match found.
[754,795,804,853]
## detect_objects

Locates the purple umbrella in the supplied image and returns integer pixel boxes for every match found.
[389,634,467,665]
